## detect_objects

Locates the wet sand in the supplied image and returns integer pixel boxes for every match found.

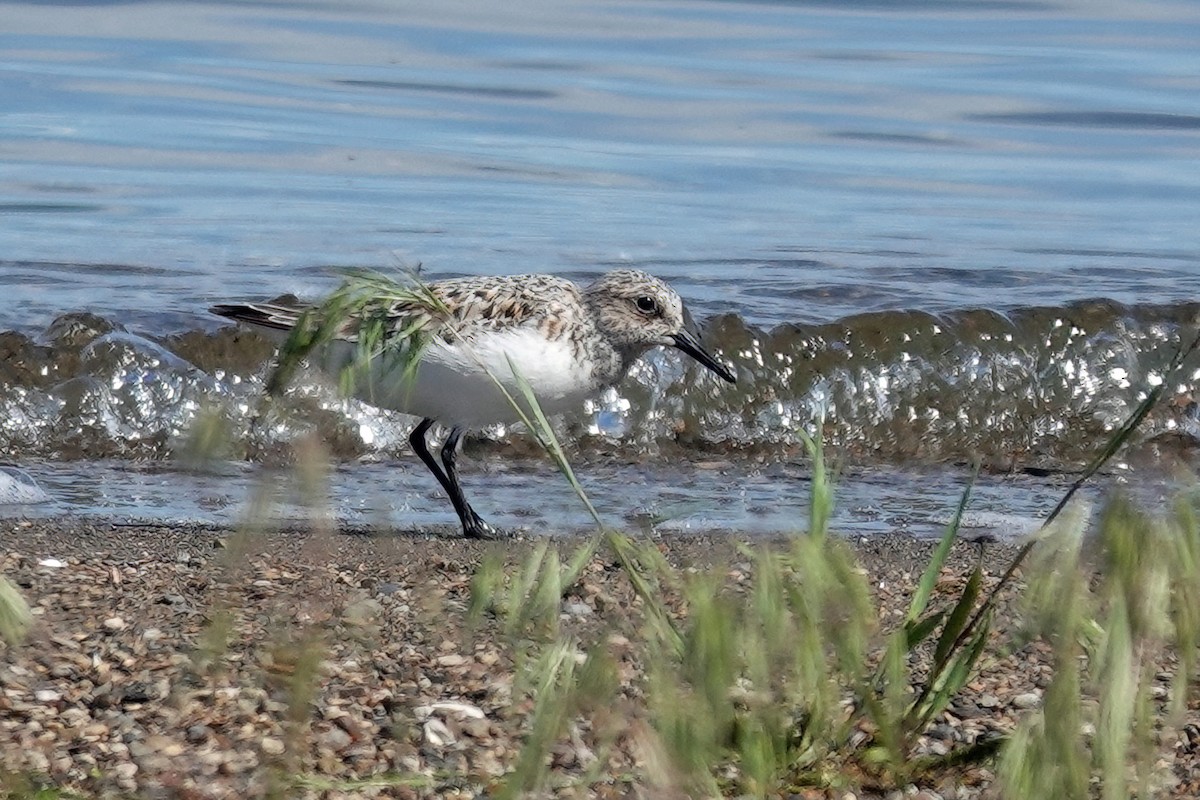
[1,518,1196,799]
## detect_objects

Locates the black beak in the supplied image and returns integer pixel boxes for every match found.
[672,311,736,384]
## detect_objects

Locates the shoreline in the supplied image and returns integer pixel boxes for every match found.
[0,517,1193,799]
[1,514,1021,571]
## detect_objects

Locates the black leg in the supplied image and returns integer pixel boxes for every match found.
[440,427,495,539]
[408,419,494,538]
[408,418,452,496]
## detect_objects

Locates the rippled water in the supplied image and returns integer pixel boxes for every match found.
[3,0,1199,534]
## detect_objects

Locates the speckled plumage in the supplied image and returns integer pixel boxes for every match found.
[211,268,735,538]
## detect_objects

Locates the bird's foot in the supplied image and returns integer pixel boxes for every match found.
[462,511,506,540]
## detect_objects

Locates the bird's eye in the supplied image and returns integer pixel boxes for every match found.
[635,296,659,315]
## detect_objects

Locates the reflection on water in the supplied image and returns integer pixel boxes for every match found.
[3,0,1199,530]
[2,0,1199,333]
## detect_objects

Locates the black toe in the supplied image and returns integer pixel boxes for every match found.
[461,506,496,539]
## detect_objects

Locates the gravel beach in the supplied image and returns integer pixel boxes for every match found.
[1,518,1196,799]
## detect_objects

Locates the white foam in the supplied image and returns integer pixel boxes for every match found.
[0,466,50,505]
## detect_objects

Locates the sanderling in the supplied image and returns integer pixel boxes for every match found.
[211,269,735,538]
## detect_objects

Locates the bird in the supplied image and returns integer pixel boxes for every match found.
[210,268,736,538]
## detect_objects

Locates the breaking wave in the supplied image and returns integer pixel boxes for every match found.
[3,300,1200,471]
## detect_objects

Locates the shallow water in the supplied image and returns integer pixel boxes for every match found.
[13,457,1079,541]
[3,0,1199,534]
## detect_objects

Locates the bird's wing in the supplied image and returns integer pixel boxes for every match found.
[389,274,583,342]
[210,274,583,344]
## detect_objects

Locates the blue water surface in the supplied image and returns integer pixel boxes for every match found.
[2,0,1198,333]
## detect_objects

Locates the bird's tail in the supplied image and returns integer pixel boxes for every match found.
[209,302,307,334]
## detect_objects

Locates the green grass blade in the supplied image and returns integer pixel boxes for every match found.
[504,354,603,527]
[903,610,947,651]
[266,267,446,401]
[918,610,992,730]
[908,473,975,623]
[906,560,984,734]
[932,562,983,668]
[490,354,684,649]
[496,639,578,800]
[0,575,31,646]
[797,424,835,541]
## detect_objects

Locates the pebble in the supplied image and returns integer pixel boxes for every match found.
[185,724,211,743]
[423,718,454,747]
[422,701,486,720]
[561,600,592,616]
[319,726,353,752]
[1,518,1191,800]
[260,737,286,756]
[928,724,956,741]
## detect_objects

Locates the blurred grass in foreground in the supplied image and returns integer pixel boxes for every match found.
[2,270,1198,798]
[468,294,1200,798]
[473,432,1200,798]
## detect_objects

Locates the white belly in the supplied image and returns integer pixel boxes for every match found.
[323,328,600,428]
